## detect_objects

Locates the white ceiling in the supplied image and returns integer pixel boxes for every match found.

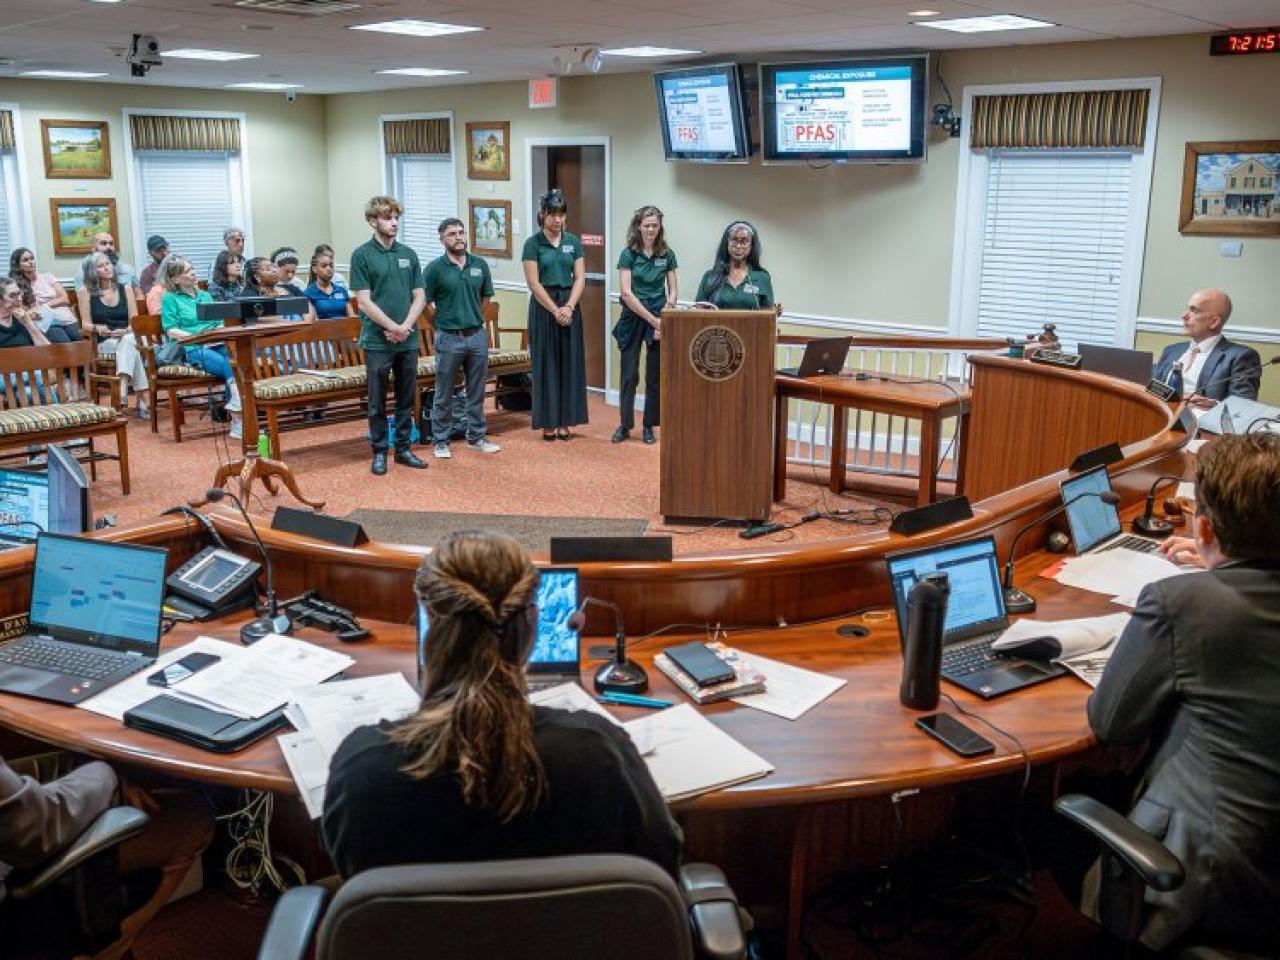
[0,0,1277,94]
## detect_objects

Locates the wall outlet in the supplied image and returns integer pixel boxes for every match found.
[1219,241,1243,257]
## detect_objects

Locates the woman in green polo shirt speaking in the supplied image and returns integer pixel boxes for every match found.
[521,189,587,441]
[694,221,781,315]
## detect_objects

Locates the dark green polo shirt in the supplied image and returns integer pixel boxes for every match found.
[694,268,773,310]
[618,246,678,302]
[521,230,583,289]
[349,235,422,352]
[422,252,493,331]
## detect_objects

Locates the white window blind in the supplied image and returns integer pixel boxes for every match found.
[975,151,1134,350]
[134,150,241,277]
[0,151,21,265]
[390,154,455,264]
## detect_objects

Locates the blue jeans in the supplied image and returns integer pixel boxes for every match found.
[184,344,234,400]
[431,326,490,444]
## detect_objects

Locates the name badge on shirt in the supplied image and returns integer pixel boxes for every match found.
[743,284,759,294]
[654,258,668,268]
[398,258,411,269]
[469,267,482,277]
[562,245,575,254]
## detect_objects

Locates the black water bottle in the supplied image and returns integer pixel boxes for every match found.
[900,572,950,710]
[1167,362,1184,402]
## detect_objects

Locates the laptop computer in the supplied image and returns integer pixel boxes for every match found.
[417,567,581,691]
[0,534,168,704]
[1077,343,1155,386]
[1060,466,1161,556]
[885,536,1065,699]
[778,337,851,378]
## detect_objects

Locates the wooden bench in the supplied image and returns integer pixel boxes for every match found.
[0,341,131,494]
[132,312,228,443]
[418,301,532,411]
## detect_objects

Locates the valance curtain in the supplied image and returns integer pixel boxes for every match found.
[129,114,241,152]
[383,118,450,155]
[969,89,1149,149]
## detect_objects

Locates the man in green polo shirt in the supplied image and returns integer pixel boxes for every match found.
[349,195,427,476]
[423,218,500,459]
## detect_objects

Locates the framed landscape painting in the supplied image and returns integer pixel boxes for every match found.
[50,198,118,255]
[469,198,512,259]
[1179,140,1280,237]
[41,120,112,179]
[466,121,510,180]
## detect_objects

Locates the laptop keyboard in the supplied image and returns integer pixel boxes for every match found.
[0,636,135,680]
[1099,535,1159,554]
[941,636,1003,678]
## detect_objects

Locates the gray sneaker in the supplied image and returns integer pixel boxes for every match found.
[467,439,501,454]
[433,442,451,459]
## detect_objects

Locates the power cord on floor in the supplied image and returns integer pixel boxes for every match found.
[216,789,307,898]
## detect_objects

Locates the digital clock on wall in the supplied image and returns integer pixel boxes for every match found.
[1209,28,1280,55]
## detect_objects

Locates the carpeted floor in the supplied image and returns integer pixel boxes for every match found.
[345,508,647,553]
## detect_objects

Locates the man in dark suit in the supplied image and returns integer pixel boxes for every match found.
[1086,433,1280,954]
[1151,288,1261,401]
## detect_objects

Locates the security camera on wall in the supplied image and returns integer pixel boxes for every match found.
[128,33,162,78]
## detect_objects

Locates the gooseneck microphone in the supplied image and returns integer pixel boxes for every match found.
[1132,475,1185,538]
[1188,354,1279,404]
[204,487,292,645]
[567,596,647,694]
[1001,490,1121,614]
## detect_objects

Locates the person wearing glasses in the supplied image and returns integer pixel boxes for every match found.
[694,221,781,315]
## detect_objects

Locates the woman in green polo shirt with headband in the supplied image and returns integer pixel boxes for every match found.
[694,220,782,315]
[522,189,587,441]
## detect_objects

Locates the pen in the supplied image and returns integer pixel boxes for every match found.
[596,693,672,709]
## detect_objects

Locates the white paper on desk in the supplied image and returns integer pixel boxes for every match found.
[1176,481,1196,500]
[623,704,773,802]
[278,731,330,819]
[528,682,653,755]
[1057,638,1121,688]
[291,673,420,757]
[729,652,845,720]
[77,637,244,720]
[1185,436,1208,455]
[992,613,1130,661]
[1054,549,1186,606]
[178,634,353,719]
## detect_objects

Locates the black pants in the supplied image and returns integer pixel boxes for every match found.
[618,333,660,430]
[366,348,416,452]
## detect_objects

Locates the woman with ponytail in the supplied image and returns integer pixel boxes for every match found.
[321,530,681,879]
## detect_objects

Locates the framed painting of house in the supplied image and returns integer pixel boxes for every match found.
[41,120,112,179]
[469,199,512,258]
[1179,140,1280,237]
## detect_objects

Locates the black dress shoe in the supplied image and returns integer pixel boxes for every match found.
[394,449,428,469]
[611,426,630,443]
[371,451,388,476]
[642,427,657,445]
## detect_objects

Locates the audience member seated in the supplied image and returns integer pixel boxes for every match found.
[1,750,214,960]
[313,243,347,286]
[268,247,306,297]
[72,234,138,293]
[8,247,81,340]
[243,257,315,322]
[0,277,50,349]
[159,256,244,439]
[207,251,246,303]
[322,530,682,880]
[1085,433,1280,955]
[304,248,353,319]
[136,235,168,296]
[76,252,150,419]
[1152,288,1262,403]
[209,226,246,282]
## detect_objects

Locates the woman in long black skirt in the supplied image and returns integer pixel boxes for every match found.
[521,189,587,441]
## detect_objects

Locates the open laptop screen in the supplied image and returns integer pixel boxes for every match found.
[0,469,49,542]
[886,536,1006,643]
[1061,466,1120,553]
[30,534,167,654]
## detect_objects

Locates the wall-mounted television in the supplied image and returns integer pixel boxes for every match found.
[654,63,751,163]
[759,55,928,164]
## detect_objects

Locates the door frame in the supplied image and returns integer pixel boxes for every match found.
[525,136,612,394]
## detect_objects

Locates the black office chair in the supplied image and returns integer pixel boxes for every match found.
[1,805,150,958]
[256,854,750,960]
[1055,794,1270,959]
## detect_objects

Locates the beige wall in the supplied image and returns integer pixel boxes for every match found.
[0,79,331,278]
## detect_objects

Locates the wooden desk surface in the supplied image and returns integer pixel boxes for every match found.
[776,371,971,415]
[0,551,1113,812]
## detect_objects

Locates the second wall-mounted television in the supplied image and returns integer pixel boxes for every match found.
[760,55,928,164]
[654,63,751,163]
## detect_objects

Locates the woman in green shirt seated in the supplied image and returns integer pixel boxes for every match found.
[694,221,782,316]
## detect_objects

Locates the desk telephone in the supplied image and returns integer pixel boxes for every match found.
[164,547,260,620]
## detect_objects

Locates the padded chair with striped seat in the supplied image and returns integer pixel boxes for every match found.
[131,313,226,442]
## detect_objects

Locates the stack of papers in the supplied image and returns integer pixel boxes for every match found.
[79,637,243,721]
[1053,548,1187,607]
[728,651,845,720]
[992,613,1131,687]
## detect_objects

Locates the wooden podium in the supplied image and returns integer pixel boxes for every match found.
[660,309,775,522]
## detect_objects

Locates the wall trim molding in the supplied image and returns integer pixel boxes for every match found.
[1135,316,1280,346]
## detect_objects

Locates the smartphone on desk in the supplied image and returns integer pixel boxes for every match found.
[148,652,220,688]
[915,713,995,757]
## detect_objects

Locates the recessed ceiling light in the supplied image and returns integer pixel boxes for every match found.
[914,13,1054,32]
[20,69,109,78]
[226,81,302,90]
[907,9,940,16]
[163,48,260,61]
[600,46,702,58]
[349,19,483,38]
[376,67,468,77]
[87,1,124,4]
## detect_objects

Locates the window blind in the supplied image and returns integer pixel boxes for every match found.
[391,154,455,264]
[975,151,1134,350]
[0,151,14,264]
[134,150,238,278]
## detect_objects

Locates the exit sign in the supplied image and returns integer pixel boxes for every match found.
[529,77,558,109]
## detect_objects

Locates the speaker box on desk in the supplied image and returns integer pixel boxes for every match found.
[271,507,368,548]
[1069,441,1124,473]
[549,536,673,563]
[889,496,973,537]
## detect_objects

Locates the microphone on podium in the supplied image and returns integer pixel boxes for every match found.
[1001,489,1121,614]
[204,487,292,645]
[567,596,647,694]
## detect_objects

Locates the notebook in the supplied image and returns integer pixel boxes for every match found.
[885,536,1065,699]
[0,534,168,704]
[417,567,581,691]
[1060,466,1160,555]
[778,337,851,378]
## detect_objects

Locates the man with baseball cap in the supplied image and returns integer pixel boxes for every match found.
[137,235,168,295]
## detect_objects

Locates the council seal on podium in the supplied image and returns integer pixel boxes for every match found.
[689,325,746,382]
